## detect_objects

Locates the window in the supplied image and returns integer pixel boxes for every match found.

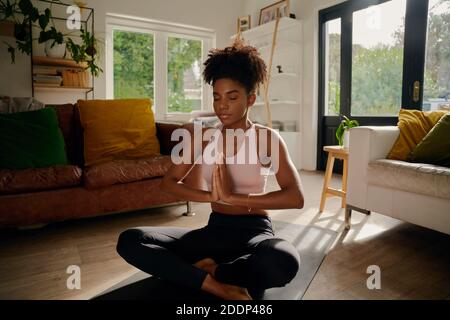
[106,15,215,121]
[113,29,154,100]
[423,0,450,111]
[324,18,341,116]
[167,36,202,113]
[351,0,406,116]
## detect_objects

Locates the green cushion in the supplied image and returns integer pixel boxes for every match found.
[0,108,69,169]
[409,112,450,167]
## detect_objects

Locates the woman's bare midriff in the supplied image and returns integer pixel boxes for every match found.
[211,202,269,216]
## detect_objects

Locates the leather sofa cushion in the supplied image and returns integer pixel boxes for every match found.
[0,166,82,194]
[368,159,450,200]
[83,156,172,189]
[156,122,184,155]
[77,99,160,166]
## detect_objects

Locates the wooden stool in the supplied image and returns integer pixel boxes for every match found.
[319,145,348,213]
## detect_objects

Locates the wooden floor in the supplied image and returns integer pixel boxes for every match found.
[0,170,449,300]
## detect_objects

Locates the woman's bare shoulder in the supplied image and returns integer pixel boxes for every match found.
[254,123,283,141]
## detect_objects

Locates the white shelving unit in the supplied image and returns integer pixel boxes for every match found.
[231,17,303,170]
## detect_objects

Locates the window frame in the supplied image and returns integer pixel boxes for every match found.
[106,14,216,122]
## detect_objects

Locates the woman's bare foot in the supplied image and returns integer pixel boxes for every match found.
[220,282,253,300]
[194,258,217,277]
[201,274,252,300]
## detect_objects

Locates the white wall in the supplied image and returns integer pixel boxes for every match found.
[1,0,348,171]
[0,36,32,97]
[244,0,347,171]
[0,0,244,101]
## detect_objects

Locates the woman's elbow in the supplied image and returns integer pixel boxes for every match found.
[297,195,304,209]
[292,190,304,209]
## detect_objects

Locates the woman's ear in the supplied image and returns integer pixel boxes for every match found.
[247,92,256,107]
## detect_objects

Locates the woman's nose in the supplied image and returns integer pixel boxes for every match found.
[218,100,229,111]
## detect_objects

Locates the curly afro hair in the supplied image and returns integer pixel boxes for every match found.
[202,37,267,94]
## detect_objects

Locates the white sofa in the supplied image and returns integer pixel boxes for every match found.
[346,126,450,235]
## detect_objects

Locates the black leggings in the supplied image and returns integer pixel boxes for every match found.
[116,211,300,294]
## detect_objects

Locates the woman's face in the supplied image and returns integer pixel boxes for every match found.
[213,78,256,127]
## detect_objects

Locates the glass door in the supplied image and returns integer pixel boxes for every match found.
[351,0,407,116]
[423,0,450,111]
[317,0,448,171]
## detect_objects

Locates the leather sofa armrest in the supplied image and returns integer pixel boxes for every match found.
[347,126,400,209]
[156,122,185,155]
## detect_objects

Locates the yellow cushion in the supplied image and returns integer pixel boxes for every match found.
[387,109,447,160]
[77,99,160,166]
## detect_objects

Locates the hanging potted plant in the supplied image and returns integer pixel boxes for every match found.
[0,0,102,76]
[336,115,359,149]
[66,27,102,76]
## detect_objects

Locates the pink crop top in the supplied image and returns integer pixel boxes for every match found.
[200,123,271,195]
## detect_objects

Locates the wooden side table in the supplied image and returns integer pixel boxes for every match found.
[319,145,348,213]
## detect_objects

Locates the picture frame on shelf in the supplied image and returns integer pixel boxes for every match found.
[237,15,251,33]
[259,0,290,25]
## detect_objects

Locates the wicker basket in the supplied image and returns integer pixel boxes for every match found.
[62,70,89,87]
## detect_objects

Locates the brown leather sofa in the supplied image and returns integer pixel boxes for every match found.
[0,103,187,229]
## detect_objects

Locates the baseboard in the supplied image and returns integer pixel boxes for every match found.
[346,204,371,215]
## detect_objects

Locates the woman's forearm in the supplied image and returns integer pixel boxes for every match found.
[230,188,304,210]
[161,179,212,203]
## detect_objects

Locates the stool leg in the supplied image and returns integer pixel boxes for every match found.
[319,153,335,213]
[341,156,348,208]
[345,208,352,229]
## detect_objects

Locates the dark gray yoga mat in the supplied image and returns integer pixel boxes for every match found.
[93,221,337,300]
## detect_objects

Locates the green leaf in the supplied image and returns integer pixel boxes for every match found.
[18,0,33,15]
[3,0,14,18]
[13,22,27,41]
[29,7,39,22]
[38,13,49,30]
[16,40,31,55]
[336,123,344,146]
[45,8,51,20]
[350,120,359,127]
[38,30,52,43]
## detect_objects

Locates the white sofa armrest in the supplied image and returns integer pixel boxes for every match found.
[347,126,399,209]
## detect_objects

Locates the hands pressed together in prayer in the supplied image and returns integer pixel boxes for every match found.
[210,153,234,204]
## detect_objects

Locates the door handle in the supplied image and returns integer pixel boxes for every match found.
[413,81,420,103]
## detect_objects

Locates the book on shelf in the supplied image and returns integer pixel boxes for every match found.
[33,66,59,76]
[34,82,61,87]
[31,56,91,89]
[33,75,62,85]
[32,56,88,68]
